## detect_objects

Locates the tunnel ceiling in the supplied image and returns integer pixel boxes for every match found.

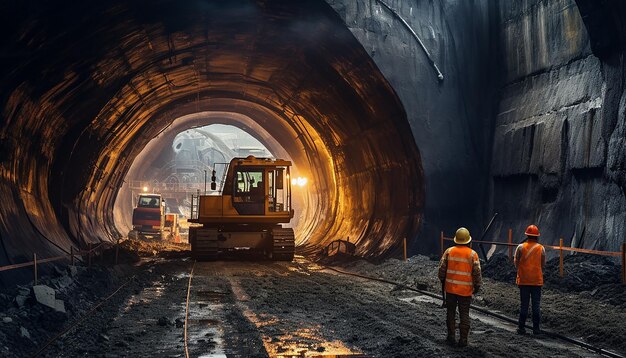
[0,0,423,270]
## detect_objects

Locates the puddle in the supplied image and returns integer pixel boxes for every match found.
[175,272,190,279]
[262,332,364,357]
[227,276,363,357]
[307,355,368,358]
[399,295,440,305]
[121,280,167,312]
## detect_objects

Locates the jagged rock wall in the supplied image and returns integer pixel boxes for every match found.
[489,0,626,252]
[326,0,499,250]
[327,0,626,253]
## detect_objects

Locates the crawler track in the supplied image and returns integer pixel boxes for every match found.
[321,265,624,358]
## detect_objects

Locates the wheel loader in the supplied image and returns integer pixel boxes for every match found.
[188,156,295,260]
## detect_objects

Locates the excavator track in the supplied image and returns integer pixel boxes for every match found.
[189,227,219,260]
[271,227,295,261]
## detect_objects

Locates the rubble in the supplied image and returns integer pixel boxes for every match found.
[15,294,28,308]
[482,252,625,307]
[20,326,30,340]
[32,285,66,313]
[481,254,516,282]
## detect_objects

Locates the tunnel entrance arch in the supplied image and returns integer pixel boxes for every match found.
[0,0,424,274]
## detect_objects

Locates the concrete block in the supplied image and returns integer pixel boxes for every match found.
[32,285,57,310]
[55,299,66,314]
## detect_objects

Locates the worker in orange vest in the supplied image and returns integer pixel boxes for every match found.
[438,227,482,347]
[514,224,546,335]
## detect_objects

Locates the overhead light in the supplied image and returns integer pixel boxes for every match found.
[142,186,148,192]
[291,177,308,187]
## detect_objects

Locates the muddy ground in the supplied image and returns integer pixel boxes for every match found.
[0,241,622,357]
[333,253,626,355]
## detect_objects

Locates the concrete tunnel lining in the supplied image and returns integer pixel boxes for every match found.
[0,0,424,277]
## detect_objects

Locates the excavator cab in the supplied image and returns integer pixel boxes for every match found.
[189,156,295,260]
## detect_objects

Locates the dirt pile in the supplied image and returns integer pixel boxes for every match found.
[110,238,190,259]
[0,262,134,357]
[99,241,141,265]
[544,254,621,291]
[481,254,516,282]
[481,252,626,307]
[331,254,441,292]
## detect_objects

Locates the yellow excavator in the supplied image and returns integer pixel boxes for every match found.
[188,156,295,260]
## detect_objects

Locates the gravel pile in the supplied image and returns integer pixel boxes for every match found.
[481,252,626,308]
[544,254,621,291]
[0,263,132,357]
[481,254,516,282]
[0,241,167,356]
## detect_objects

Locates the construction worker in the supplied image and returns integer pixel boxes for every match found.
[438,227,482,347]
[514,224,546,335]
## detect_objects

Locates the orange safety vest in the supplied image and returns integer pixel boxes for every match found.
[444,246,477,297]
[516,241,544,286]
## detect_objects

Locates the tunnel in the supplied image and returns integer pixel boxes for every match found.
[4,1,626,356]
[0,0,424,278]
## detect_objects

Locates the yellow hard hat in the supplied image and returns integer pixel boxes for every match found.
[454,227,472,245]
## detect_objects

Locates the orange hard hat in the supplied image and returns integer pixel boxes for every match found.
[525,225,540,237]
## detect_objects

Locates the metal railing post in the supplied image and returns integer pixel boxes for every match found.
[508,229,513,261]
[115,239,120,265]
[622,243,625,285]
[559,238,564,278]
[70,246,74,266]
[33,253,38,286]
[88,243,92,268]
[403,238,407,261]
[440,231,444,256]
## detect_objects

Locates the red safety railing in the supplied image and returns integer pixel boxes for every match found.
[440,230,626,285]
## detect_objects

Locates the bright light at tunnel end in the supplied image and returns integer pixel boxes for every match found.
[142,186,148,192]
[291,177,308,187]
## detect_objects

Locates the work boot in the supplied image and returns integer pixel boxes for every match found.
[517,327,526,335]
[533,328,541,336]
[458,328,469,347]
[446,318,456,345]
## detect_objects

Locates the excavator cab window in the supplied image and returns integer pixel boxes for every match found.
[233,168,264,215]
[267,167,288,212]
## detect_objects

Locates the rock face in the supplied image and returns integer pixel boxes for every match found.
[330,0,626,252]
[326,0,499,250]
[488,0,626,251]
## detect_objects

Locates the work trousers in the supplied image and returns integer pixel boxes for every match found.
[446,292,472,335]
[518,285,541,331]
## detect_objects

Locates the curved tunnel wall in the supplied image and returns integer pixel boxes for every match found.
[0,0,424,277]
[114,106,318,246]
